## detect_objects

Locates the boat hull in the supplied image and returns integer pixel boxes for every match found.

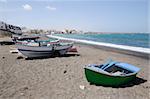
[17,43,73,58]
[17,45,53,58]
[55,44,73,55]
[84,68,136,87]
[18,49,53,58]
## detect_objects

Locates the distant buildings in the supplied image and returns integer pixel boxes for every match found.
[0,21,85,36]
[0,21,22,36]
[58,29,83,34]
[23,29,52,34]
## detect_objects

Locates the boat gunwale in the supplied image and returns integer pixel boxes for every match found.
[16,43,53,48]
[16,42,73,48]
[84,66,138,77]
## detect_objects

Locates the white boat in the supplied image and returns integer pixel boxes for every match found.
[17,44,53,58]
[16,42,73,58]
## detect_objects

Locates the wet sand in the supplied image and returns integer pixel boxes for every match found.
[0,41,149,99]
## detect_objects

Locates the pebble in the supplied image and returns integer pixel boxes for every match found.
[63,70,67,74]
[79,85,85,90]
[17,56,23,59]
[20,92,24,95]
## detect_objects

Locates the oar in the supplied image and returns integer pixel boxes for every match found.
[103,61,118,70]
[101,59,113,69]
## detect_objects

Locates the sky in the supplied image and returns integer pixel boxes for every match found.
[0,0,149,33]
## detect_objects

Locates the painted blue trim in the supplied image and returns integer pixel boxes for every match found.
[116,63,140,73]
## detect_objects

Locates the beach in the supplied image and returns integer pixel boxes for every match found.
[0,0,149,98]
[0,40,149,99]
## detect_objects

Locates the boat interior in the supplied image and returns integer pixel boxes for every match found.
[94,64,133,76]
[105,64,133,75]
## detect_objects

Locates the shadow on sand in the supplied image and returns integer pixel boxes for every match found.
[25,53,80,60]
[90,77,147,88]
[118,77,147,88]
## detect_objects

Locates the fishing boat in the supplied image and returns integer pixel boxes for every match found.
[34,37,73,55]
[16,41,73,58]
[52,42,73,55]
[84,59,141,87]
[16,44,53,58]
[14,34,59,45]
[12,34,40,42]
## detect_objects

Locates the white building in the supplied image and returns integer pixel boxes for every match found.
[0,21,6,30]
[0,21,22,35]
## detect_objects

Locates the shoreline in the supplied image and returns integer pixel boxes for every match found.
[77,43,150,59]
[47,35,150,58]
[83,32,150,34]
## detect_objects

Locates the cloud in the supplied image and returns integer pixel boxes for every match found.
[0,0,7,2]
[22,4,32,11]
[46,6,56,11]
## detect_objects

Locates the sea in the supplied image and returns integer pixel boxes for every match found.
[54,33,149,48]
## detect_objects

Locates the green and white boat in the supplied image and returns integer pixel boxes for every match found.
[84,60,141,87]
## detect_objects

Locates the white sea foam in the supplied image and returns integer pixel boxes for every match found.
[47,35,150,55]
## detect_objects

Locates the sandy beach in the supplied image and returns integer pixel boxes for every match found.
[0,40,149,99]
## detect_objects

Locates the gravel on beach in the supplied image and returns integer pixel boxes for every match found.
[0,43,149,99]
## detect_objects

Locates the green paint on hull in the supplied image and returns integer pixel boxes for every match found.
[85,68,136,87]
